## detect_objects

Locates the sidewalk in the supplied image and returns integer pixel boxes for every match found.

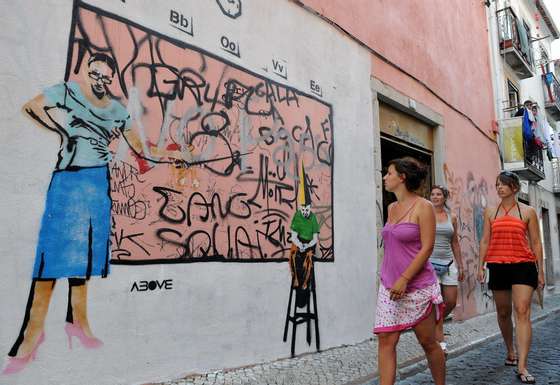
[147,290,560,385]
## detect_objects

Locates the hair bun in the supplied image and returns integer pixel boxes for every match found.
[388,156,429,192]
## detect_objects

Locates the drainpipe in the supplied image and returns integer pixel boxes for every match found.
[487,0,503,122]
[487,0,506,168]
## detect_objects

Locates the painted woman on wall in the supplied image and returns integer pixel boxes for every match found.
[2,52,183,375]
[1,53,129,374]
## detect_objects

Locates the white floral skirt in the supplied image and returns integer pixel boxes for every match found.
[374,282,444,334]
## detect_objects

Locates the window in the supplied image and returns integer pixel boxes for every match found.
[522,21,534,66]
[507,80,520,117]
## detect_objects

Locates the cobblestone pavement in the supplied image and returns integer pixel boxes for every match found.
[390,315,560,385]
[147,292,560,385]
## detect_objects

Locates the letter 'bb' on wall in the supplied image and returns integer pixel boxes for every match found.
[67,2,334,264]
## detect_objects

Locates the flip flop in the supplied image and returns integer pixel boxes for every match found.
[516,371,535,384]
[505,357,518,366]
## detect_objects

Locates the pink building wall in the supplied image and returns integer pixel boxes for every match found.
[301,0,502,318]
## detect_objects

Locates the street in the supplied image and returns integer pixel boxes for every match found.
[394,315,560,385]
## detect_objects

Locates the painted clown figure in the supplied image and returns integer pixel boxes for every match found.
[289,161,320,308]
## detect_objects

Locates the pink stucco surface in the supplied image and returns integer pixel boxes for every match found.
[301,0,501,319]
[301,0,495,132]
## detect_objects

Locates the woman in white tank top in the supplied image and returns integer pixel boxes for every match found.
[429,185,465,354]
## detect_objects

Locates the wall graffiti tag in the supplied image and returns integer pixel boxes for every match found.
[67,2,334,264]
[216,0,242,19]
[444,164,493,317]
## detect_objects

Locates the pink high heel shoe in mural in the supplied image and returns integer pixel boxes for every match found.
[2,332,45,375]
[64,322,103,350]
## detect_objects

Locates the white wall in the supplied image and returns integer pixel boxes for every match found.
[0,1,376,384]
[516,0,555,106]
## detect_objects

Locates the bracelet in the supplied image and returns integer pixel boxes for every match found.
[401,274,411,281]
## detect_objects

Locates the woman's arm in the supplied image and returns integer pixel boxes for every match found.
[477,207,493,282]
[390,199,435,300]
[450,213,465,281]
[119,128,195,165]
[526,206,545,288]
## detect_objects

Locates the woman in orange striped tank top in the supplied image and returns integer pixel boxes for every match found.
[477,171,544,384]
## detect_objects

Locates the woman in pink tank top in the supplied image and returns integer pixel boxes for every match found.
[374,157,445,385]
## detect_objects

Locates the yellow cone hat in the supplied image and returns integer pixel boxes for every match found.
[297,158,312,207]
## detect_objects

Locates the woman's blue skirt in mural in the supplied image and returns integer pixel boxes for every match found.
[32,166,111,279]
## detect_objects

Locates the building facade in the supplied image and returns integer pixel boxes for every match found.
[0,1,542,384]
[489,0,560,289]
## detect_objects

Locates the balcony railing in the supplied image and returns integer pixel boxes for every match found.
[523,136,545,176]
[500,117,545,181]
[543,72,560,120]
[497,7,534,79]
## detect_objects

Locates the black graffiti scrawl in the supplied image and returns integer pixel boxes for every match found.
[63,1,334,264]
[216,0,242,19]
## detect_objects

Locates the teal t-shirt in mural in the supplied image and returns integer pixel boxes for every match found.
[290,211,320,242]
[43,81,131,170]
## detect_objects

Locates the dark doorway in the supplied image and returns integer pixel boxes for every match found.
[380,134,433,223]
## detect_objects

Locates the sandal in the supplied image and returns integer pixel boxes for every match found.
[505,357,518,366]
[516,370,535,384]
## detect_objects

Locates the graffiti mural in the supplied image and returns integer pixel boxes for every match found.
[64,2,334,264]
[2,0,336,375]
[443,164,493,318]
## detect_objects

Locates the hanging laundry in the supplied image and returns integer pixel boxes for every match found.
[522,109,534,142]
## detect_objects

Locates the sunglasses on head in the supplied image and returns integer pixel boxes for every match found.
[432,184,448,191]
[499,171,518,179]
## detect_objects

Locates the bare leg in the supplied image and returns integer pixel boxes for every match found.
[413,306,446,385]
[69,280,96,337]
[511,284,534,373]
[378,331,401,385]
[435,285,458,342]
[441,285,458,318]
[10,280,55,357]
[492,290,516,361]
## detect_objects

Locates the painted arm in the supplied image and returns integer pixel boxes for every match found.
[390,200,435,300]
[305,233,318,249]
[118,127,195,165]
[451,213,465,281]
[21,94,66,134]
[477,207,493,282]
[291,230,305,251]
[526,207,545,288]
